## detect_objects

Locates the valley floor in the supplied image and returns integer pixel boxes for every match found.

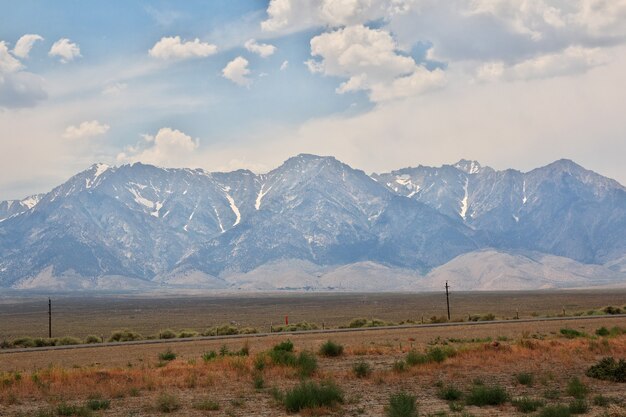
[1,316,625,416]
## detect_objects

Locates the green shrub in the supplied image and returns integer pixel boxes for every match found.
[348,318,389,328]
[269,348,296,367]
[177,330,198,338]
[559,328,585,339]
[159,329,177,339]
[349,318,368,328]
[156,392,180,413]
[437,385,462,401]
[56,336,82,346]
[219,345,229,356]
[427,346,453,363]
[215,325,238,335]
[296,351,318,377]
[158,349,176,362]
[202,350,217,362]
[539,405,571,417]
[273,339,294,352]
[603,306,622,315]
[239,327,259,334]
[12,337,35,348]
[585,357,626,382]
[385,392,418,417]
[466,384,508,406]
[512,397,544,413]
[108,329,142,342]
[253,374,264,389]
[85,398,110,410]
[566,377,588,399]
[568,399,588,414]
[516,372,534,386]
[595,327,610,336]
[33,338,57,347]
[406,350,427,366]
[319,340,344,357]
[192,398,219,410]
[352,361,372,378]
[83,335,102,344]
[283,381,343,412]
[272,322,319,332]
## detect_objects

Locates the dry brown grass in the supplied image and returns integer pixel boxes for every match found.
[1,318,625,416]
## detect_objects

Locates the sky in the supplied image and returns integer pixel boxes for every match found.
[1,0,626,199]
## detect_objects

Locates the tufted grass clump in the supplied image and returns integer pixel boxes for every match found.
[466,384,508,406]
[158,349,176,362]
[515,372,534,386]
[319,340,344,357]
[156,392,180,413]
[559,328,585,339]
[437,385,462,402]
[385,392,419,417]
[159,329,177,339]
[84,335,102,344]
[352,360,372,378]
[566,377,588,399]
[108,329,142,342]
[283,381,343,413]
[512,397,544,413]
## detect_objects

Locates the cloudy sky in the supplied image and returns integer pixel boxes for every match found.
[1,0,626,199]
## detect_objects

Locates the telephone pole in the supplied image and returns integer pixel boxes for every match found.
[48,298,52,338]
[445,281,450,321]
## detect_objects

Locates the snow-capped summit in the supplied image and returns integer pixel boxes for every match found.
[453,159,482,174]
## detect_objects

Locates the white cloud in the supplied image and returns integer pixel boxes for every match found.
[476,46,606,82]
[13,34,44,59]
[149,36,217,60]
[307,25,444,102]
[261,0,412,33]
[63,120,110,140]
[116,128,199,167]
[244,39,276,58]
[280,60,289,70]
[222,56,252,87]
[0,41,23,73]
[0,41,47,109]
[49,38,81,63]
[102,82,128,96]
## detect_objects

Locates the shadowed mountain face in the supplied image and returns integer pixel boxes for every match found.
[0,155,624,290]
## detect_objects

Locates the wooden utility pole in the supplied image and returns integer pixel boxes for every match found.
[48,298,52,338]
[445,281,450,321]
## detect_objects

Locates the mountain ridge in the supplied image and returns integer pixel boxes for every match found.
[1,154,624,291]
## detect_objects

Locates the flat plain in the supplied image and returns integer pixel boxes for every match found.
[1,290,625,340]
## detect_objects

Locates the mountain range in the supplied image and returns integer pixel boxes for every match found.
[1,154,624,291]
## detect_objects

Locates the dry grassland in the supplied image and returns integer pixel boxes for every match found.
[0,316,624,417]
